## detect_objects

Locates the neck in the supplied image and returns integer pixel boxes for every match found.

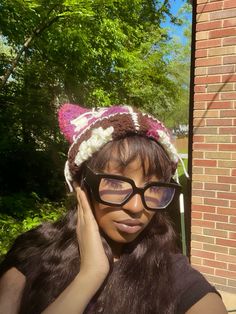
[105,237,124,260]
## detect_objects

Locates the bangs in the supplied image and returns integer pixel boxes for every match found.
[87,135,173,181]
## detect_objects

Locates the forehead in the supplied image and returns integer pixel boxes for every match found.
[105,155,158,179]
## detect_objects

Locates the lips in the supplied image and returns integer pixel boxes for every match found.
[114,219,143,234]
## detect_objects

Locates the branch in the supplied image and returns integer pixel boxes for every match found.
[0,11,60,90]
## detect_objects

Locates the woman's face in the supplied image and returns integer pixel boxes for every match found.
[91,158,157,244]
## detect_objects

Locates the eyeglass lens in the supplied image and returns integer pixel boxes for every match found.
[99,178,175,209]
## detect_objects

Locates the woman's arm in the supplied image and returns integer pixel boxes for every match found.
[42,187,110,314]
[0,267,26,314]
[186,293,228,314]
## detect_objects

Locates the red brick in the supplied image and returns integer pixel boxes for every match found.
[223,36,236,46]
[192,219,215,228]
[196,20,222,31]
[228,263,236,271]
[195,49,208,58]
[193,159,216,167]
[194,102,206,110]
[217,207,236,216]
[197,2,223,13]
[232,169,236,176]
[194,85,206,93]
[209,28,236,39]
[205,198,229,207]
[208,65,235,75]
[193,264,215,275]
[191,249,215,259]
[192,204,216,213]
[218,176,236,185]
[216,253,236,263]
[208,101,233,109]
[219,144,236,151]
[192,182,203,189]
[216,222,236,232]
[216,238,236,248]
[196,39,221,49]
[194,93,219,101]
[224,0,236,9]
[224,18,236,27]
[222,74,236,82]
[206,119,232,126]
[203,259,227,269]
[219,127,236,134]
[218,192,236,200]
[229,232,236,240]
[229,216,236,224]
[192,189,215,198]
[205,183,230,191]
[193,143,218,150]
[195,76,221,84]
[215,269,236,279]
[195,57,222,67]
[193,118,205,127]
[210,9,236,21]
[220,110,236,117]
[204,213,228,222]
[192,211,203,219]
[223,56,236,64]
[221,92,236,100]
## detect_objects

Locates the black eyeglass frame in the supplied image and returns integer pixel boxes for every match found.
[83,166,182,211]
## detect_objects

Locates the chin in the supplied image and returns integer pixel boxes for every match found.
[107,230,141,243]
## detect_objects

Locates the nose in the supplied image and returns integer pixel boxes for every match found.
[122,193,144,214]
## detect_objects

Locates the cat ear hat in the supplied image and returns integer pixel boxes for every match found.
[58,103,179,192]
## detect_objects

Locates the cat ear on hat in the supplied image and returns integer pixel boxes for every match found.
[58,103,90,143]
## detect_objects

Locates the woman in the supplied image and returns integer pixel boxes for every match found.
[0,104,227,314]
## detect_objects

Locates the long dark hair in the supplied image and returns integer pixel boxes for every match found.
[0,135,179,313]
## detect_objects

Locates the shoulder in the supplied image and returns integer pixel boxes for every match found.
[0,221,63,277]
[185,292,227,314]
[0,267,26,314]
[170,254,222,314]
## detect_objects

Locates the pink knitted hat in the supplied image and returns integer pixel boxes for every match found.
[58,103,179,191]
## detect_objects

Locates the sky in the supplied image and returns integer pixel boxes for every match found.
[162,0,192,44]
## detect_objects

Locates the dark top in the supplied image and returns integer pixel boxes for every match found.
[171,253,219,313]
[0,232,219,314]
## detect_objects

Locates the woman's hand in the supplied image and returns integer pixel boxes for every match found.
[75,187,110,281]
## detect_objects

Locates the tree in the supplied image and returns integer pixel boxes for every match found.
[0,0,191,199]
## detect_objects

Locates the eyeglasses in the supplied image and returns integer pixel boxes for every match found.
[83,166,181,210]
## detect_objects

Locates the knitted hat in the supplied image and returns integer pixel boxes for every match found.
[58,103,179,191]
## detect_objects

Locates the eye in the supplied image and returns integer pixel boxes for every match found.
[103,178,123,189]
[149,186,161,193]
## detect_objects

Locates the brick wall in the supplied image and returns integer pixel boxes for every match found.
[191,0,236,293]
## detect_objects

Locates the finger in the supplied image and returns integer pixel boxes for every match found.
[76,188,85,225]
[78,188,95,218]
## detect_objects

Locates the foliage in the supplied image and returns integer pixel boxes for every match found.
[0,1,191,254]
[0,192,66,259]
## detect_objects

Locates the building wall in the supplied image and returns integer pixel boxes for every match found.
[191,0,236,293]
